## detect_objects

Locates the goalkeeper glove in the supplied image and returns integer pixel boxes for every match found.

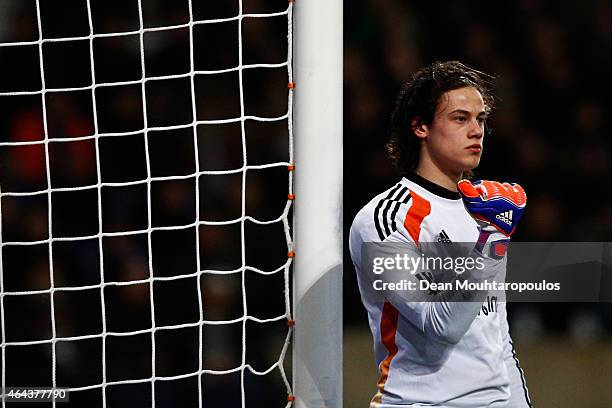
[458,180,526,259]
[457,179,527,236]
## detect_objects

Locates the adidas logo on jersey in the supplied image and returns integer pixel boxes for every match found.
[495,210,513,226]
[437,229,452,243]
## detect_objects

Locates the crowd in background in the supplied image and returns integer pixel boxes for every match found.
[0,0,291,406]
[1,0,612,406]
[345,0,612,341]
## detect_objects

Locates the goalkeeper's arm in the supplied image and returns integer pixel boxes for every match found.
[364,180,527,345]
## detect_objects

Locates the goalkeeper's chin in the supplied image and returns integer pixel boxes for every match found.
[459,156,481,173]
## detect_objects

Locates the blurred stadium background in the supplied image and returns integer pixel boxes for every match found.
[345,0,612,407]
[2,0,612,407]
[0,0,292,406]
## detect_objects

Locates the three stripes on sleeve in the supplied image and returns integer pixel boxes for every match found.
[374,183,411,241]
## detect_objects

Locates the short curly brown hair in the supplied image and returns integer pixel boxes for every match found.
[386,61,495,175]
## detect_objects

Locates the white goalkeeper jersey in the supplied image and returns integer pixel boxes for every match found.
[349,174,532,408]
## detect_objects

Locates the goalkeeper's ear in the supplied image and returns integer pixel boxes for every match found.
[411,117,428,139]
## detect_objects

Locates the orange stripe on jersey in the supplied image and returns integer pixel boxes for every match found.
[403,189,431,246]
[371,301,399,407]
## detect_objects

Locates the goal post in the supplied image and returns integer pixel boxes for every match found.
[293,0,343,407]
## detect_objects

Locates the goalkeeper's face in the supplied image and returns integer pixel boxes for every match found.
[417,86,488,177]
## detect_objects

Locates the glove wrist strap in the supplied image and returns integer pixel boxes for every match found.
[475,227,510,260]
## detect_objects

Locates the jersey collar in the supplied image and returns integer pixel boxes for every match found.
[405,173,462,200]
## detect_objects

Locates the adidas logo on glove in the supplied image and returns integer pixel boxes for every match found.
[495,210,513,226]
[457,180,526,237]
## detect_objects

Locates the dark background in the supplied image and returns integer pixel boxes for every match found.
[344,0,612,329]
[0,0,292,407]
[344,0,612,406]
[2,0,612,406]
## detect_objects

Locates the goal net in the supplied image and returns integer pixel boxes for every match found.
[0,0,298,406]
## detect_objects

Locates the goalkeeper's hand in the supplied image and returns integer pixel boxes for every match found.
[457,179,527,237]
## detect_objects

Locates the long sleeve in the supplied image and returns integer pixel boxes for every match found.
[500,304,533,407]
[350,176,519,406]
[359,236,507,345]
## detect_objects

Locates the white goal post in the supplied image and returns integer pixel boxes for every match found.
[293,0,343,407]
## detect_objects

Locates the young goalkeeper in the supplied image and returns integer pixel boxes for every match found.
[349,61,532,407]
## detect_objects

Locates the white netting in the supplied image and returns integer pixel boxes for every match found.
[0,0,294,406]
